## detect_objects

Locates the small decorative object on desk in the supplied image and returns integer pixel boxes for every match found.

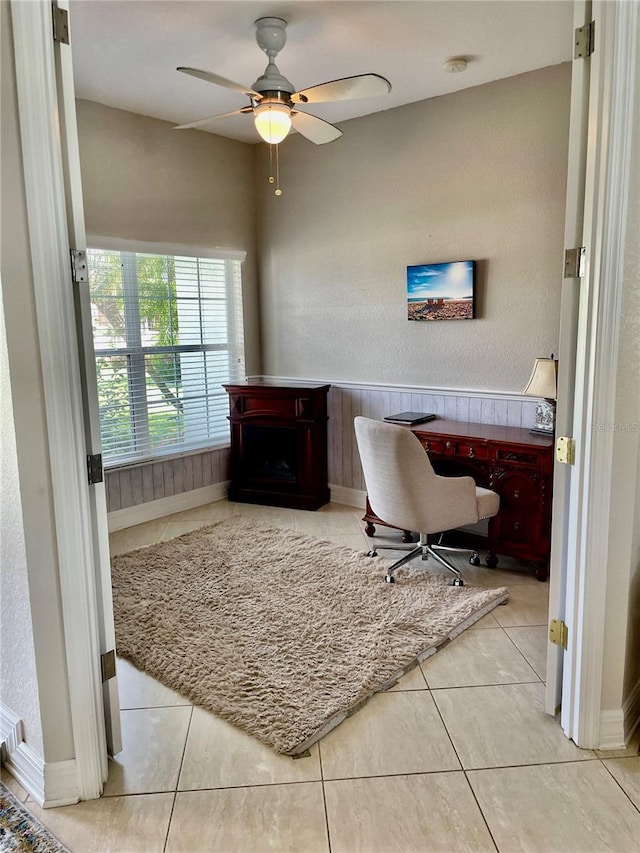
[523,355,558,435]
[384,412,436,425]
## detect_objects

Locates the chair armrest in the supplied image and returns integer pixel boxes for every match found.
[427,474,479,533]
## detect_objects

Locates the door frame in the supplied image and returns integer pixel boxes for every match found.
[557,0,638,748]
[10,0,639,800]
[11,0,107,798]
[53,0,123,757]
[545,0,593,718]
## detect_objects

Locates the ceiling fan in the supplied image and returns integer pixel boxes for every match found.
[175,17,392,147]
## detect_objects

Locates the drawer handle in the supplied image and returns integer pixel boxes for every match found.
[424,441,430,452]
[514,489,520,499]
[445,441,452,449]
[513,521,520,531]
[468,446,475,458]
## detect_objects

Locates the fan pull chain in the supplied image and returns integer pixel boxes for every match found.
[267,143,283,197]
[274,144,282,196]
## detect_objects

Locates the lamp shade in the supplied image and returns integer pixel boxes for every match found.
[523,358,558,400]
[254,103,292,145]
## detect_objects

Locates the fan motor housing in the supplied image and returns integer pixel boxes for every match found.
[254,17,288,56]
[255,90,294,108]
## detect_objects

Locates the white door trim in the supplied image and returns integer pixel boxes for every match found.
[560,0,638,748]
[54,0,123,757]
[545,0,592,716]
[11,0,107,798]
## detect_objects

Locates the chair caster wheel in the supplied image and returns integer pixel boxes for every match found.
[384,575,395,584]
[451,577,465,587]
[485,554,499,568]
[469,553,481,566]
[367,550,378,558]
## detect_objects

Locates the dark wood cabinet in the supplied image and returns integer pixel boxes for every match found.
[223,382,330,511]
[363,419,554,580]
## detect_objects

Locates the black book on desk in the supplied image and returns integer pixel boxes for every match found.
[384,412,436,425]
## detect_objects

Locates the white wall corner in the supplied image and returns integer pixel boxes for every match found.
[329,484,367,510]
[107,482,229,531]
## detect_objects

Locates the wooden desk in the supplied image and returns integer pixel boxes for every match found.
[363,419,554,580]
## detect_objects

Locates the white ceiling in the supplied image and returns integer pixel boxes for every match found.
[69,0,575,144]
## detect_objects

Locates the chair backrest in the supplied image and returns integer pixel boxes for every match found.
[354,416,438,533]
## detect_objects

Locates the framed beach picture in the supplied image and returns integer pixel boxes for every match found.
[407,260,476,320]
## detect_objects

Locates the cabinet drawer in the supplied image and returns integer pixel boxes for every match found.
[496,448,544,469]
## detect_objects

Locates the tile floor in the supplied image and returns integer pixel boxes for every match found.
[5,500,640,852]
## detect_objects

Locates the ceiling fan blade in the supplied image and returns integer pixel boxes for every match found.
[174,107,252,131]
[291,73,391,105]
[290,111,343,145]
[177,67,261,99]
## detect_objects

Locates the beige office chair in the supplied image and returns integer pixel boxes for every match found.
[354,416,500,585]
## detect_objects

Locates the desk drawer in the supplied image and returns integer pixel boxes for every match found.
[420,436,489,461]
[455,440,489,461]
[496,447,545,469]
[420,437,446,455]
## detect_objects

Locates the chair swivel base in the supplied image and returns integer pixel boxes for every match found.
[367,534,472,585]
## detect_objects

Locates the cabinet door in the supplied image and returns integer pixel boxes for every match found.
[491,471,542,556]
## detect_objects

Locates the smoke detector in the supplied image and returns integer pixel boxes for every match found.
[443,57,468,73]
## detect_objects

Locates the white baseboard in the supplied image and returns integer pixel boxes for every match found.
[1,703,79,807]
[4,746,78,808]
[2,741,46,805]
[108,482,229,531]
[43,759,79,807]
[597,677,640,750]
[108,482,365,531]
[623,677,640,743]
[0,704,23,756]
[598,709,626,750]
[329,484,366,509]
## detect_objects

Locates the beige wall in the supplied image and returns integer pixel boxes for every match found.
[1,0,74,761]
[256,64,571,392]
[76,100,262,375]
[0,298,43,754]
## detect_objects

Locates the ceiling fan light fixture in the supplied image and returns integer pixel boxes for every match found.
[254,103,292,144]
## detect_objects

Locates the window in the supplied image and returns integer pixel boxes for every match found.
[87,244,245,466]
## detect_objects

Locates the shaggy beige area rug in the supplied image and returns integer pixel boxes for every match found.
[111,517,508,755]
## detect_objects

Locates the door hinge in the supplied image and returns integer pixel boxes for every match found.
[52,2,69,45]
[574,21,595,59]
[556,436,576,466]
[549,619,568,650]
[70,249,88,284]
[101,650,117,682]
[564,247,586,278]
[87,453,104,485]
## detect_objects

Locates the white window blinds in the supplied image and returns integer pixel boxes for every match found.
[87,246,245,465]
